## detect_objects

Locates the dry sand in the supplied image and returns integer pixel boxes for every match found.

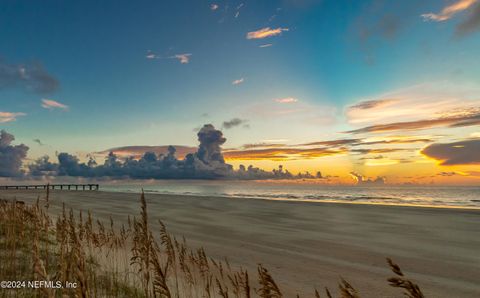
[1,189,479,297]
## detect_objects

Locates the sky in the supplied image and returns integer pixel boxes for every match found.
[1,0,480,184]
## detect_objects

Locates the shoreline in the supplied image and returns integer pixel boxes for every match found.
[103,189,480,211]
[1,189,480,297]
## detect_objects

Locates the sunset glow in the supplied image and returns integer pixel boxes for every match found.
[1,0,479,185]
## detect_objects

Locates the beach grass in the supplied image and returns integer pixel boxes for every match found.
[0,191,425,297]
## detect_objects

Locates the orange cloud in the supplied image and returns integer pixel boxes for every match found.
[422,0,478,21]
[275,97,298,103]
[246,27,289,39]
[0,112,26,123]
[172,53,191,64]
[41,99,69,110]
[224,147,346,161]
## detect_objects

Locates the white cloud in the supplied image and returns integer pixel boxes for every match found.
[172,53,192,64]
[145,51,159,59]
[232,78,244,85]
[0,112,26,123]
[147,51,191,64]
[421,0,478,21]
[41,99,69,110]
[259,44,273,48]
[246,27,289,39]
[210,4,219,11]
[275,97,298,103]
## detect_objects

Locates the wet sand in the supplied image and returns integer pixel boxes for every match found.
[2,189,479,297]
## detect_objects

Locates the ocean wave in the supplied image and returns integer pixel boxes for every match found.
[102,184,480,208]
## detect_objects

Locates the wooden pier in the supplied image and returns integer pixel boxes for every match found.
[0,184,99,191]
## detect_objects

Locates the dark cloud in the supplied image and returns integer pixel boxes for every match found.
[346,111,480,134]
[57,153,96,176]
[33,139,44,146]
[348,99,397,110]
[0,130,29,177]
[437,171,458,177]
[241,143,287,149]
[376,14,401,39]
[27,124,323,180]
[298,137,431,148]
[97,145,196,159]
[359,155,385,160]
[357,138,433,146]
[194,124,232,176]
[352,1,425,63]
[29,152,96,177]
[224,147,346,161]
[197,124,226,162]
[0,59,59,94]
[28,156,58,176]
[456,3,480,37]
[421,139,480,165]
[222,118,248,129]
[358,155,413,164]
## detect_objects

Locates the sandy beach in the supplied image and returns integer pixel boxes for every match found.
[1,189,479,297]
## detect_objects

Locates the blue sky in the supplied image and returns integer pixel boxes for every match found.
[1,0,480,183]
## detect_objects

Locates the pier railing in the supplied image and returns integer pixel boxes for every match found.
[0,184,99,191]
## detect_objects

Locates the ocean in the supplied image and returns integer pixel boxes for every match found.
[102,180,480,209]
